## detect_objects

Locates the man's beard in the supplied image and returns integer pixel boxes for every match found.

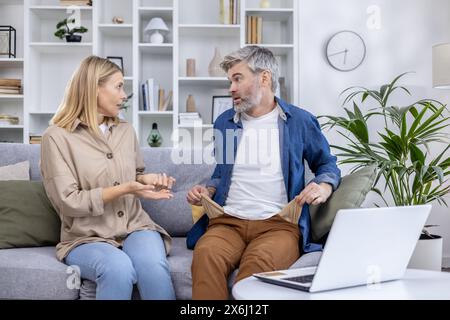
[233,84,262,114]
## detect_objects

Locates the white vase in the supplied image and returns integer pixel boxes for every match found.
[208,47,226,77]
[408,235,443,271]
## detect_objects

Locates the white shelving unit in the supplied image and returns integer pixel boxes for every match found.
[0,0,24,143]
[0,0,298,146]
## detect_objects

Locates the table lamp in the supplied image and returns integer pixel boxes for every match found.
[432,43,450,89]
[144,17,169,44]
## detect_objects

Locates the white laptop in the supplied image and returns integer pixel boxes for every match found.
[253,205,432,293]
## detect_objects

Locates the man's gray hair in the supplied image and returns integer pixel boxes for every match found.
[220,46,279,93]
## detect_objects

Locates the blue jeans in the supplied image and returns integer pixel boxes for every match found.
[65,230,175,300]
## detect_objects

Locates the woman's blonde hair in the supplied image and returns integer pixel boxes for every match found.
[51,55,122,137]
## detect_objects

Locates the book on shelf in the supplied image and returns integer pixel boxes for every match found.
[220,0,240,25]
[158,89,165,111]
[0,88,21,94]
[0,79,21,87]
[59,0,92,6]
[161,90,173,111]
[141,79,159,111]
[29,135,42,145]
[246,16,262,44]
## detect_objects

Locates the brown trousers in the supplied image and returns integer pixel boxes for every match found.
[191,196,302,300]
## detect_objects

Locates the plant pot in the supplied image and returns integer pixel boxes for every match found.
[66,35,82,42]
[408,234,443,271]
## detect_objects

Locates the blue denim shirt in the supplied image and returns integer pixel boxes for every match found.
[186,97,341,253]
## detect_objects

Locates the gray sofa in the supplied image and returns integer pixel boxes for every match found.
[0,143,321,300]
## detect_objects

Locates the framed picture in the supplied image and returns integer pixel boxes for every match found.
[106,56,124,74]
[212,96,233,123]
[0,26,16,58]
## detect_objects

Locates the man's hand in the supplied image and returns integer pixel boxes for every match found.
[138,173,176,191]
[128,181,173,200]
[295,182,332,206]
[186,185,210,206]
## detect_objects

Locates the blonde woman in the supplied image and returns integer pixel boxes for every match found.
[40,56,176,300]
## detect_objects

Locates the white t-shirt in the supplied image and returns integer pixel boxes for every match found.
[223,106,288,220]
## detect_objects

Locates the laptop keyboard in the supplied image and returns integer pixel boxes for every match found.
[284,274,315,283]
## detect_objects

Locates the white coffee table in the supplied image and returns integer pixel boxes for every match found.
[232,269,450,300]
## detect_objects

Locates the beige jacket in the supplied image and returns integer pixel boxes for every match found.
[40,119,171,261]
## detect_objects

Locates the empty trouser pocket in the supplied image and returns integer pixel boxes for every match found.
[276,200,302,224]
[200,195,225,219]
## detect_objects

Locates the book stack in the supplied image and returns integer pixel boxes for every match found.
[220,0,240,24]
[0,114,19,126]
[29,135,42,145]
[246,16,263,44]
[0,79,21,95]
[59,0,92,6]
[179,113,202,126]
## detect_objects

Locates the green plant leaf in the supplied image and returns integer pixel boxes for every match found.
[410,144,426,166]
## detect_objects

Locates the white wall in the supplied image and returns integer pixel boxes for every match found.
[298,0,450,265]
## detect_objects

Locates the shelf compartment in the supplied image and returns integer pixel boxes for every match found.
[97,0,132,25]
[0,128,23,143]
[179,0,240,25]
[178,34,239,78]
[245,9,294,45]
[29,6,93,43]
[98,33,132,77]
[28,113,53,137]
[139,8,173,43]
[138,116,173,148]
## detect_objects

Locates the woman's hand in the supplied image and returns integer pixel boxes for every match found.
[128,181,173,200]
[137,173,176,191]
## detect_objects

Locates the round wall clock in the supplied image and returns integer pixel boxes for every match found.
[326,31,366,71]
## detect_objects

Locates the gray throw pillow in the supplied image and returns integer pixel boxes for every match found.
[0,161,30,181]
[0,180,60,249]
[310,164,377,242]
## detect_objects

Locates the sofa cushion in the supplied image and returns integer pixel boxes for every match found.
[0,143,41,181]
[0,181,61,249]
[0,246,79,300]
[309,164,377,242]
[0,160,30,181]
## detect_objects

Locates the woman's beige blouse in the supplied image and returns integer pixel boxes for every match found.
[40,119,171,261]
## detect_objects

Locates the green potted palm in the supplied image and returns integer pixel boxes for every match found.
[54,18,88,42]
[320,73,450,270]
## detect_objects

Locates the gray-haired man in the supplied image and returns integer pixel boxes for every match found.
[186,46,341,299]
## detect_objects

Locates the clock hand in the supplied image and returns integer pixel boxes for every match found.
[343,48,348,65]
[328,49,347,57]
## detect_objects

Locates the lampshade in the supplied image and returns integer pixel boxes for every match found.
[432,43,450,89]
[144,17,169,33]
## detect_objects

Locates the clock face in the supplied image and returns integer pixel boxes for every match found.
[326,31,366,71]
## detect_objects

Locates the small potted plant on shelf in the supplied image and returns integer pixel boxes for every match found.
[54,18,88,42]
